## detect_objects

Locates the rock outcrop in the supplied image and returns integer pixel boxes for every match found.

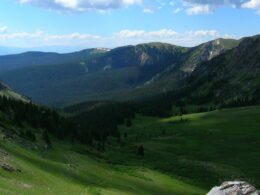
[207,181,259,195]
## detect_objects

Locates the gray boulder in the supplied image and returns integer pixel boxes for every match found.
[207,181,259,195]
[1,163,16,172]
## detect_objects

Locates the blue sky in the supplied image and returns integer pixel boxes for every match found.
[0,0,260,52]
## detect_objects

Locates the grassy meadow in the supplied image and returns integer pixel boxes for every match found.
[0,128,205,194]
[104,106,260,189]
[1,106,260,194]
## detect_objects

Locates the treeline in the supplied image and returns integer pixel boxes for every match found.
[135,79,260,117]
[69,102,136,146]
[64,80,260,147]
[0,96,75,142]
[1,77,259,148]
[0,96,136,147]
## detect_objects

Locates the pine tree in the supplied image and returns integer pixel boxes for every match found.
[137,145,144,156]
[42,130,51,147]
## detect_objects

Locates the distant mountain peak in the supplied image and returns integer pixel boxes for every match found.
[180,37,240,73]
[96,48,111,52]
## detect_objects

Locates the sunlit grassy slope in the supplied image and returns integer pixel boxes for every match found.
[105,106,260,190]
[1,106,259,194]
[0,131,205,194]
[0,89,29,102]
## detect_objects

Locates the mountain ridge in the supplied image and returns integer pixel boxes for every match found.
[0,48,108,72]
[0,37,242,106]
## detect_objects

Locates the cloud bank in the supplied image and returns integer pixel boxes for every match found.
[18,0,143,11]
[16,0,260,14]
[0,26,8,33]
[242,0,260,14]
[0,26,235,49]
[182,0,260,15]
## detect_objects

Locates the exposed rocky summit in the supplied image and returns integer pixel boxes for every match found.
[207,181,260,195]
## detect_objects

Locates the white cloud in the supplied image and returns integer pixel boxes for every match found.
[117,30,145,38]
[113,29,224,47]
[0,26,8,33]
[116,29,178,39]
[187,30,219,37]
[0,27,235,49]
[182,0,260,15]
[0,30,101,48]
[54,0,79,10]
[186,4,211,15]
[17,0,143,12]
[142,8,154,13]
[169,1,175,6]
[148,29,179,37]
[242,0,260,13]
[182,0,246,7]
[17,0,260,14]
[173,8,182,14]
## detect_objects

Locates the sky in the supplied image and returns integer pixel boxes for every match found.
[0,0,260,52]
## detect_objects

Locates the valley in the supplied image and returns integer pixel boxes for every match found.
[1,2,260,194]
[0,35,259,195]
[1,104,259,194]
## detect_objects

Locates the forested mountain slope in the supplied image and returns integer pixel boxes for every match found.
[0,39,239,107]
[0,48,108,72]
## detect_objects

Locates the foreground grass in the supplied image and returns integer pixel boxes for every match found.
[0,106,259,194]
[0,134,205,194]
[105,106,260,190]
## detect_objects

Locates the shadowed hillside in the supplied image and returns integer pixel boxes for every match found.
[0,39,239,107]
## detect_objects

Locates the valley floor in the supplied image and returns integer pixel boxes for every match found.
[1,106,260,194]
[104,106,260,190]
[0,132,204,194]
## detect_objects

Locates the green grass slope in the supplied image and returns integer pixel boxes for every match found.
[0,115,205,194]
[0,141,205,195]
[0,105,259,194]
[103,106,260,189]
[0,82,29,102]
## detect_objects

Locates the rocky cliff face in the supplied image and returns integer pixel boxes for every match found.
[207,181,260,195]
[180,38,239,73]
